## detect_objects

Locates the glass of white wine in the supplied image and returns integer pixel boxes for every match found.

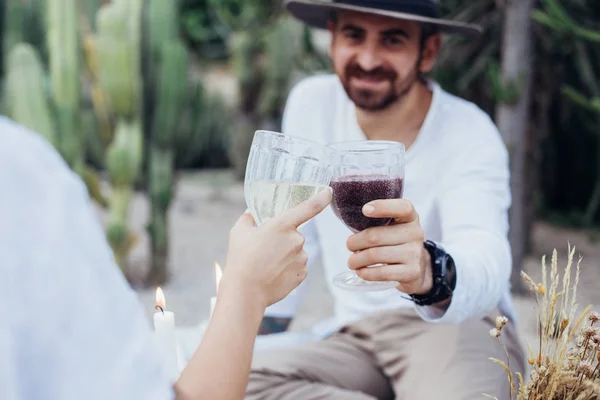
[244,130,332,226]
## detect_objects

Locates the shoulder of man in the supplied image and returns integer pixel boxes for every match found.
[283,74,344,142]
[288,73,342,102]
[434,85,507,153]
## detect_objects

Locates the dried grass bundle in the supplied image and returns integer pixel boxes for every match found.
[487,245,600,400]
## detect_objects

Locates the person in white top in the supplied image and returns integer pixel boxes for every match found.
[246,1,527,399]
[0,114,333,400]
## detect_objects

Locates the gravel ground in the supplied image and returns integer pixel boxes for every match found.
[92,170,599,361]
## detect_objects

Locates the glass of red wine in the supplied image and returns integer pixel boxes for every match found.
[328,140,405,291]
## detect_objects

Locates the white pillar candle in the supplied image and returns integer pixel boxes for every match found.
[210,262,223,320]
[154,287,179,381]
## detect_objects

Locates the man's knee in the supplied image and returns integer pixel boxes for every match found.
[245,350,298,398]
[245,346,386,400]
[245,369,280,400]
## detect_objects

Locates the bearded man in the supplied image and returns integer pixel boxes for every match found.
[246,1,526,399]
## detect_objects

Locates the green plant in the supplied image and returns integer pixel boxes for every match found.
[175,82,233,169]
[3,0,194,282]
[83,0,101,31]
[531,0,600,44]
[3,0,45,73]
[178,0,230,59]
[434,0,502,114]
[206,0,301,179]
[531,0,600,227]
[95,0,144,273]
[80,7,115,169]
[46,0,84,176]
[232,17,301,179]
[3,0,108,209]
[144,0,189,284]
[5,43,55,145]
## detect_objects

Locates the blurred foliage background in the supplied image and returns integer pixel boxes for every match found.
[1,0,599,286]
[436,0,600,228]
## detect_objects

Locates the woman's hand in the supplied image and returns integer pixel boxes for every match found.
[176,187,331,400]
[220,187,332,309]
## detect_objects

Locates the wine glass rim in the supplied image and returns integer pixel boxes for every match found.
[255,130,324,146]
[328,140,405,153]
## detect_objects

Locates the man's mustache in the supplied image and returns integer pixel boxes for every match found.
[345,63,397,82]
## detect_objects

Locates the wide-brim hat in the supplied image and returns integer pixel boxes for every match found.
[284,0,483,36]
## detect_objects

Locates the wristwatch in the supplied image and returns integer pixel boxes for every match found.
[409,240,457,306]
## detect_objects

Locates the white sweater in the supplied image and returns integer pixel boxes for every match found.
[265,75,516,335]
[0,118,174,399]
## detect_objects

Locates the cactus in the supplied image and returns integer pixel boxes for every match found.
[205,0,301,178]
[226,19,299,178]
[5,43,56,145]
[96,2,142,120]
[3,0,45,75]
[150,42,188,148]
[3,0,26,67]
[83,0,102,31]
[46,0,84,175]
[3,1,108,209]
[258,19,298,120]
[95,0,144,273]
[81,0,189,282]
[81,33,114,158]
[144,0,189,284]
[4,0,190,282]
[80,0,113,157]
[175,82,232,169]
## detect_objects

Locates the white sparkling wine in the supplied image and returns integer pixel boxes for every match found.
[246,181,327,225]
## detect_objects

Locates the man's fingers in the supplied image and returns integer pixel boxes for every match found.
[362,199,418,224]
[273,187,332,228]
[356,264,420,285]
[347,224,422,252]
[347,244,416,270]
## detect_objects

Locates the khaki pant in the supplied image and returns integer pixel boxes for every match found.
[246,308,526,400]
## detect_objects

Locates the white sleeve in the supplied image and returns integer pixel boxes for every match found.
[279,76,329,144]
[414,119,512,324]
[0,122,174,400]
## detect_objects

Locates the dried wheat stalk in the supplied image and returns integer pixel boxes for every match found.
[487,245,600,400]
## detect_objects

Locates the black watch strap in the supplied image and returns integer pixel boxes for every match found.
[409,240,456,307]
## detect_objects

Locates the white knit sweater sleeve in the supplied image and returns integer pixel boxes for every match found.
[414,115,512,324]
[0,118,175,400]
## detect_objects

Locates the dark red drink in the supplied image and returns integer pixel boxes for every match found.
[330,174,404,232]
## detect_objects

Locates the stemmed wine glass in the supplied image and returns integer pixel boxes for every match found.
[328,140,405,291]
[244,130,332,226]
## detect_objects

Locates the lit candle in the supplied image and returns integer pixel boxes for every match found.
[153,287,179,380]
[210,262,223,319]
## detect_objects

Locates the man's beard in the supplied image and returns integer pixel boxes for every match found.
[339,62,420,112]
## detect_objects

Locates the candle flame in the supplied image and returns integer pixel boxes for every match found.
[215,262,223,292]
[155,287,166,310]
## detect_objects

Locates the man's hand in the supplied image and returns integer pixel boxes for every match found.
[346,199,433,296]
